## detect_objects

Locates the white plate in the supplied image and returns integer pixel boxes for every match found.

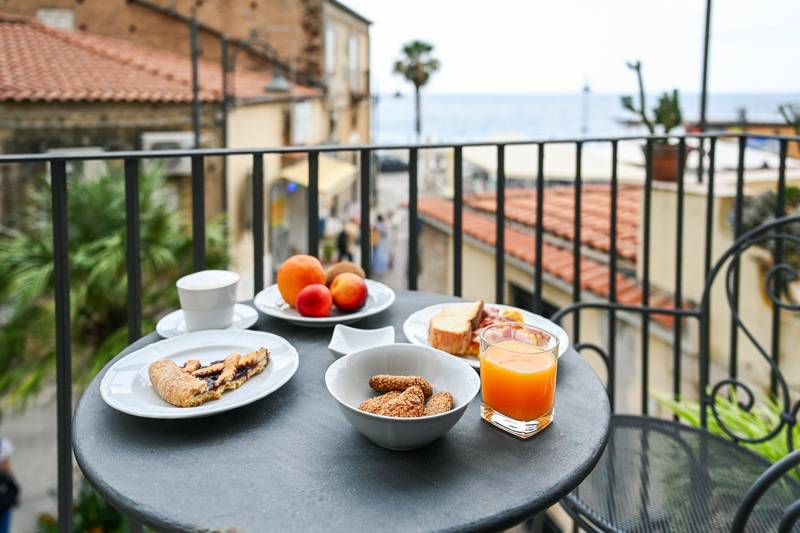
[100,330,299,419]
[254,280,396,327]
[156,304,258,338]
[402,303,570,369]
[328,325,395,357]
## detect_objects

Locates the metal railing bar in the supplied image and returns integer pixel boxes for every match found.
[3,132,793,164]
[641,139,653,416]
[307,152,319,257]
[552,301,702,321]
[534,143,545,314]
[673,139,686,407]
[407,148,418,290]
[190,156,206,271]
[770,140,787,396]
[453,146,463,297]
[51,159,73,533]
[608,140,618,411]
[700,137,717,428]
[495,144,506,304]
[729,136,746,380]
[252,154,265,294]
[124,158,142,343]
[703,138,717,278]
[572,142,583,342]
[360,149,372,277]
[696,137,705,184]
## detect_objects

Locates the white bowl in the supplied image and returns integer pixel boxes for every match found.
[328,325,395,357]
[325,343,481,450]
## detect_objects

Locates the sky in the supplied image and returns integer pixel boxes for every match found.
[341,0,800,95]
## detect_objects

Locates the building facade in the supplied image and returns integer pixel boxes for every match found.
[0,0,371,146]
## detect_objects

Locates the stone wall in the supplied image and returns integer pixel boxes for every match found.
[0,101,224,225]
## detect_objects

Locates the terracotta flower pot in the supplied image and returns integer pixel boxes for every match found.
[641,143,687,182]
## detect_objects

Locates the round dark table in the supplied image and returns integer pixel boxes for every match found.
[73,291,610,532]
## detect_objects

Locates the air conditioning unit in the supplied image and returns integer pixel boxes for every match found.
[141,132,195,176]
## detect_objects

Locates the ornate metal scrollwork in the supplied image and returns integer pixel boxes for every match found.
[704,215,800,452]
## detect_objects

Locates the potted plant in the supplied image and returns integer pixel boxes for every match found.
[621,61,684,182]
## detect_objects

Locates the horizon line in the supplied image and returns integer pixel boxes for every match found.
[376,90,800,97]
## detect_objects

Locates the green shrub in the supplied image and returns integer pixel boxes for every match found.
[0,164,228,409]
[654,389,799,471]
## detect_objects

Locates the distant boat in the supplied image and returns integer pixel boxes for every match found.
[393,91,403,98]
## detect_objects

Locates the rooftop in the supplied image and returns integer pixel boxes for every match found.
[417,183,678,326]
[0,12,322,104]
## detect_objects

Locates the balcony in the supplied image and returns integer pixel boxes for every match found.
[1,132,799,532]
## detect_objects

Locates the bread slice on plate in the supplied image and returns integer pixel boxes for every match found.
[428,300,484,355]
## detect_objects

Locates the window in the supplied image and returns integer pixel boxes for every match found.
[324,26,336,74]
[509,284,559,318]
[348,34,359,90]
[291,101,312,145]
[36,8,75,30]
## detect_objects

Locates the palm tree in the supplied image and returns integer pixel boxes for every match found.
[393,40,440,138]
[0,165,227,410]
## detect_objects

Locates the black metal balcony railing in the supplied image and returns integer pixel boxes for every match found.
[1,132,799,532]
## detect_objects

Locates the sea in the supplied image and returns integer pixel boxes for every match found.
[372,92,798,144]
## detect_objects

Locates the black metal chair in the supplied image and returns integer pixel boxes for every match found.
[553,215,800,532]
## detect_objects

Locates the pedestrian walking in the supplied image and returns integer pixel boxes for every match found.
[336,226,353,262]
[372,214,390,274]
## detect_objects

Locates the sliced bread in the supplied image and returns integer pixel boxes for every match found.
[428,300,484,355]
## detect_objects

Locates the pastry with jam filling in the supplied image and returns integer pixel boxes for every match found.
[148,348,269,407]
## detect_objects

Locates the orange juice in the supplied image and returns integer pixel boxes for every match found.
[480,340,557,422]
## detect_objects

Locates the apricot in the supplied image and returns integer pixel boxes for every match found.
[295,284,333,317]
[277,255,326,307]
[330,272,368,312]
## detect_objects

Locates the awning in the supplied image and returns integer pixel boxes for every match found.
[280,154,357,196]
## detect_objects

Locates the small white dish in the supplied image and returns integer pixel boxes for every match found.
[325,343,481,450]
[100,330,299,419]
[403,303,570,369]
[328,325,395,357]
[156,304,258,338]
[254,279,396,327]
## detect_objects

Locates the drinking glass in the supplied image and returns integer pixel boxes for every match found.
[479,322,559,439]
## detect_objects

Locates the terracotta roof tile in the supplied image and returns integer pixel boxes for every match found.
[0,12,321,103]
[418,196,678,328]
[465,183,641,261]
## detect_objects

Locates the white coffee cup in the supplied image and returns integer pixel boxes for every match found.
[176,270,240,332]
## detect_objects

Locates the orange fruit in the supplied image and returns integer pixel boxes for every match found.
[277,255,326,307]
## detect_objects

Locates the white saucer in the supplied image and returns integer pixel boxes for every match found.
[156,304,258,338]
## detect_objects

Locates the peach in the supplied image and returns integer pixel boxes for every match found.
[330,273,368,312]
[325,261,366,286]
[295,284,333,317]
[277,255,326,307]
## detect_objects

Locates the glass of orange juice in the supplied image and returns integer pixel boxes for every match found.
[479,322,559,439]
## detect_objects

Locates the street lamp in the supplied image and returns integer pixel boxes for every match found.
[265,66,291,93]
